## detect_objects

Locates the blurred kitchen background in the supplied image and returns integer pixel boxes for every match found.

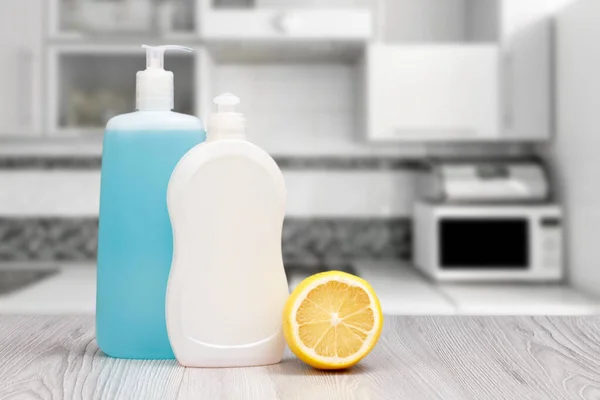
[0,0,599,315]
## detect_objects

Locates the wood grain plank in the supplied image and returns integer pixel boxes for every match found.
[356,316,600,400]
[0,316,600,399]
[267,355,376,400]
[0,316,183,400]
[177,361,280,400]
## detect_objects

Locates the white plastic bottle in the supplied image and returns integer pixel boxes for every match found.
[166,93,289,368]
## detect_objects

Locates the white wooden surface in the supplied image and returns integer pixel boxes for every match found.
[1,315,600,399]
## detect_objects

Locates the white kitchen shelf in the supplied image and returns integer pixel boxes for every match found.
[198,2,372,63]
[47,32,201,44]
[204,40,365,64]
[46,44,199,136]
[48,0,197,40]
[199,8,371,41]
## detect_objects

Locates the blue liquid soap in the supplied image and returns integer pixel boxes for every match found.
[96,45,204,359]
[97,127,204,359]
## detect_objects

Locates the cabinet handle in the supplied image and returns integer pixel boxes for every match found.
[503,53,513,129]
[16,48,33,128]
[272,11,292,34]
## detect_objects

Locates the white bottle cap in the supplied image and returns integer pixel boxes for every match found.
[207,93,247,141]
[136,45,192,111]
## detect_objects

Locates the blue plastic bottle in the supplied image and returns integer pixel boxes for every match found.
[96,45,205,359]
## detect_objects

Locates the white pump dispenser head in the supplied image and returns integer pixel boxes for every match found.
[207,93,247,141]
[136,45,192,111]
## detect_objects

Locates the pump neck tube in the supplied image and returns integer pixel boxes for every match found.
[207,115,247,141]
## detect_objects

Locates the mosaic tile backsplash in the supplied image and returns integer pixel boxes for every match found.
[0,218,410,264]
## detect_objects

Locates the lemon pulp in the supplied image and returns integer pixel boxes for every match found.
[283,271,383,370]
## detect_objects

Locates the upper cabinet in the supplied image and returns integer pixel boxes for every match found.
[48,0,197,39]
[0,0,44,136]
[199,0,371,41]
[198,0,372,62]
[46,45,199,136]
[365,45,500,141]
[365,0,559,142]
[500,0,559,141]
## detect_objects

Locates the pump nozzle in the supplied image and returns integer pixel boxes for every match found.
[142,45,192,70]
[136,44,193,111]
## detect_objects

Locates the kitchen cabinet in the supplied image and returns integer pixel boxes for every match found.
[365,45,500,141]
[47,0,197,39]
[0,0,44,136]
[198,0,371,62]
[364,0,559,142]
[499,0,557,141]
[199,8,371,41]
[47,45,198,136]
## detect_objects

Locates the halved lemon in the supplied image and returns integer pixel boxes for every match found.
[282,271,383,370]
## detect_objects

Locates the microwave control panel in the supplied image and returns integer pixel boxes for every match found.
[539,217,562,269]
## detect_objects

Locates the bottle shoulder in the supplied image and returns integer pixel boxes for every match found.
[169,140,285,202]
[184,140,279,170]
[106,111,204,131]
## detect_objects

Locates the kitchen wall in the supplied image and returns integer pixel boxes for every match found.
[0,168,415,218]
[538,0,600,297]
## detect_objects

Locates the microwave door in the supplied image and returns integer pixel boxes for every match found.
[438,218,530,269]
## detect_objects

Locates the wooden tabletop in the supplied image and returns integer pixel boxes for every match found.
[0,315,599,399]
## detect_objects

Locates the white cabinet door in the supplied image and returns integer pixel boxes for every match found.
[365,44,500,141]
[500,0,563,140]
[0,0,43,136]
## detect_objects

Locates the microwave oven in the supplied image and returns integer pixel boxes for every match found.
[413,201,563,282]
